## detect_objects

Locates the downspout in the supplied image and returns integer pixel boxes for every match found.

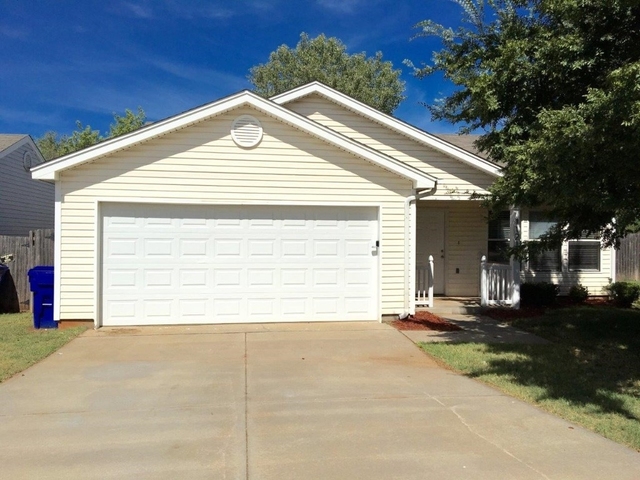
[404,182,438,316]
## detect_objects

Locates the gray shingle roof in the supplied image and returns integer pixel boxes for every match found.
[433,134,488,159]
[0,134,27,154]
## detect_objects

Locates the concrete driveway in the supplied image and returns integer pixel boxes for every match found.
[1,322,638,479]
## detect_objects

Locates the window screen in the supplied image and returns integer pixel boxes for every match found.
[528,211,561,271]
[488,211,510,263]
[568,241,600,271]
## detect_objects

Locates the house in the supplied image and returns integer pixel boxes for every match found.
[0,135,53,235]
[31,83,614,327]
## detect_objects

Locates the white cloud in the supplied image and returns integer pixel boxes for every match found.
[316,0,367,14]
[0,24,29,39]
[119,2,155,19]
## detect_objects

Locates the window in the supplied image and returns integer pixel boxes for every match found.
[528,211,561,271]
[487,211,510,263]
[568,233,600,271]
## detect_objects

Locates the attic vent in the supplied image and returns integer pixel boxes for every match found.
[231,115,263,148]
[23,151,33,171]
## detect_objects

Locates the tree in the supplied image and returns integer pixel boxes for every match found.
[409,0,640,248]
[108,107,146,138]
[38,107,146,160]
[249,33,405,114]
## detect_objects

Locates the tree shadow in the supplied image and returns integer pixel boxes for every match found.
[460,309,640,421]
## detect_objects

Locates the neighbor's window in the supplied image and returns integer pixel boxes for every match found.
[488,211,510,263]
[528,211,561,271]
[568,232,601,271]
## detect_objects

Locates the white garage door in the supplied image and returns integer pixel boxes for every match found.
[101,203,379,326]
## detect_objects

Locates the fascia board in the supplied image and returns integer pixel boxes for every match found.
[32,90,436,189]
[32,91,253,181]
[0,135,29,158]
[272,82,503,178]
[253,97,436,189]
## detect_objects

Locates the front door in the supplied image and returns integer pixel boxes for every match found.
[417,209,446,294]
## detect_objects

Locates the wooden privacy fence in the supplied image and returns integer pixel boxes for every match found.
[617,232,640,282]
[0,229,54,311]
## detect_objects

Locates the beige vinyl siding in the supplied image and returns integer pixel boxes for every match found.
[286,94,495,198]
[520,210,613,295]
[0,144,54,235]
[58,106,413,320]
[418,200,488,296]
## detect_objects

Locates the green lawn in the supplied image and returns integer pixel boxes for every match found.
[420,306,640,450]
[0,313,88,382]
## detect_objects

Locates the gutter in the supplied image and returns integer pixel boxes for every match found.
[404,183,438,316]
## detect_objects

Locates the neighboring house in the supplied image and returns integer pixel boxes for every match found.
[31,83,614,327]
[0,135,53,235]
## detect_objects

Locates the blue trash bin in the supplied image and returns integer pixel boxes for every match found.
[28,266,56,329]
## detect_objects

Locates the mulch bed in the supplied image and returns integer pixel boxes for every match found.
[390,311,463,331]
[483,297,616,322]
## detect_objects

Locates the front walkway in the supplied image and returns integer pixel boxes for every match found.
[404,313,550,344]
[0,322,637,479]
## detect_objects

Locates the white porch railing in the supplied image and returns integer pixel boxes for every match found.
[415,255,434,308]
[480,256,518,307]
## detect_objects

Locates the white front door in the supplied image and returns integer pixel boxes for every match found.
[417,209,446,294]
[101,203,379,326]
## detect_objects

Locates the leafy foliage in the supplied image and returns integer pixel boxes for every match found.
[520,281,558,307]
[37,108,146,161]
[605,281,640,308]
[568,284,589,304]
[249,33,405,114]
[409,0,640,248]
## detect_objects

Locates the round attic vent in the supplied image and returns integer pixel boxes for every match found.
[23,151,33,171]
[231,115,263,148]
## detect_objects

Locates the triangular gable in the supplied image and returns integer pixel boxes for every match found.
[31,90,437,189]
[0,134,46,164]
[271,82,502,178]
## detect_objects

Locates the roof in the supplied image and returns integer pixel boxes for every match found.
[271,82,502,177]
[0,134,28,155]
[0,134,46,166]
[31,89,437,189]
[433,134,486,159]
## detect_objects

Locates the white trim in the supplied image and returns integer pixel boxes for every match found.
[53,180,61,322]
[31,90,436,189]
[94,201,101,329]
[409,200,417,314]
[95,200,383,325]
[271,82,503,178]
[376,206,383,322]
[0,135,47,165]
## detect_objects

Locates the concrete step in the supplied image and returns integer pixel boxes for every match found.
[416,298,483,316]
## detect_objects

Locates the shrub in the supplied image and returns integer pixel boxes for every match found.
[568,284,589,304]
[605,281,640,308]
[520,282,559,307]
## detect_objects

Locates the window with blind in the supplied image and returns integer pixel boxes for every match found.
[488,211,510,263]
[528,211,561,271]
[568,233,600,271]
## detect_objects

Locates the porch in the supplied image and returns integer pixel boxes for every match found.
[415,257,519,309]
[414,201,521,310]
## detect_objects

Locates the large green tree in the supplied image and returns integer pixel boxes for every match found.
[249,33,405,114]
[410,0,640,248]
[38,107,146,160]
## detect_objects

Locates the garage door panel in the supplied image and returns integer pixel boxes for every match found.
[102,204,378,325]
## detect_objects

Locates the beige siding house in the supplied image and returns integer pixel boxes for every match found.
[0,135,53,235]
[32,83,614,327]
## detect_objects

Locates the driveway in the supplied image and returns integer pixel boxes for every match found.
[0,322,638,479]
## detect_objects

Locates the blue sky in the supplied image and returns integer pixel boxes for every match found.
[0,0,466,139]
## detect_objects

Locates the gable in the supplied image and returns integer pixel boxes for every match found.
[33,91,435,190]
[283,93,497,199]
[59,105,415,198]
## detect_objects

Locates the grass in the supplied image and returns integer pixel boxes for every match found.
[0,312,88,382]
[419,306,640,450]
